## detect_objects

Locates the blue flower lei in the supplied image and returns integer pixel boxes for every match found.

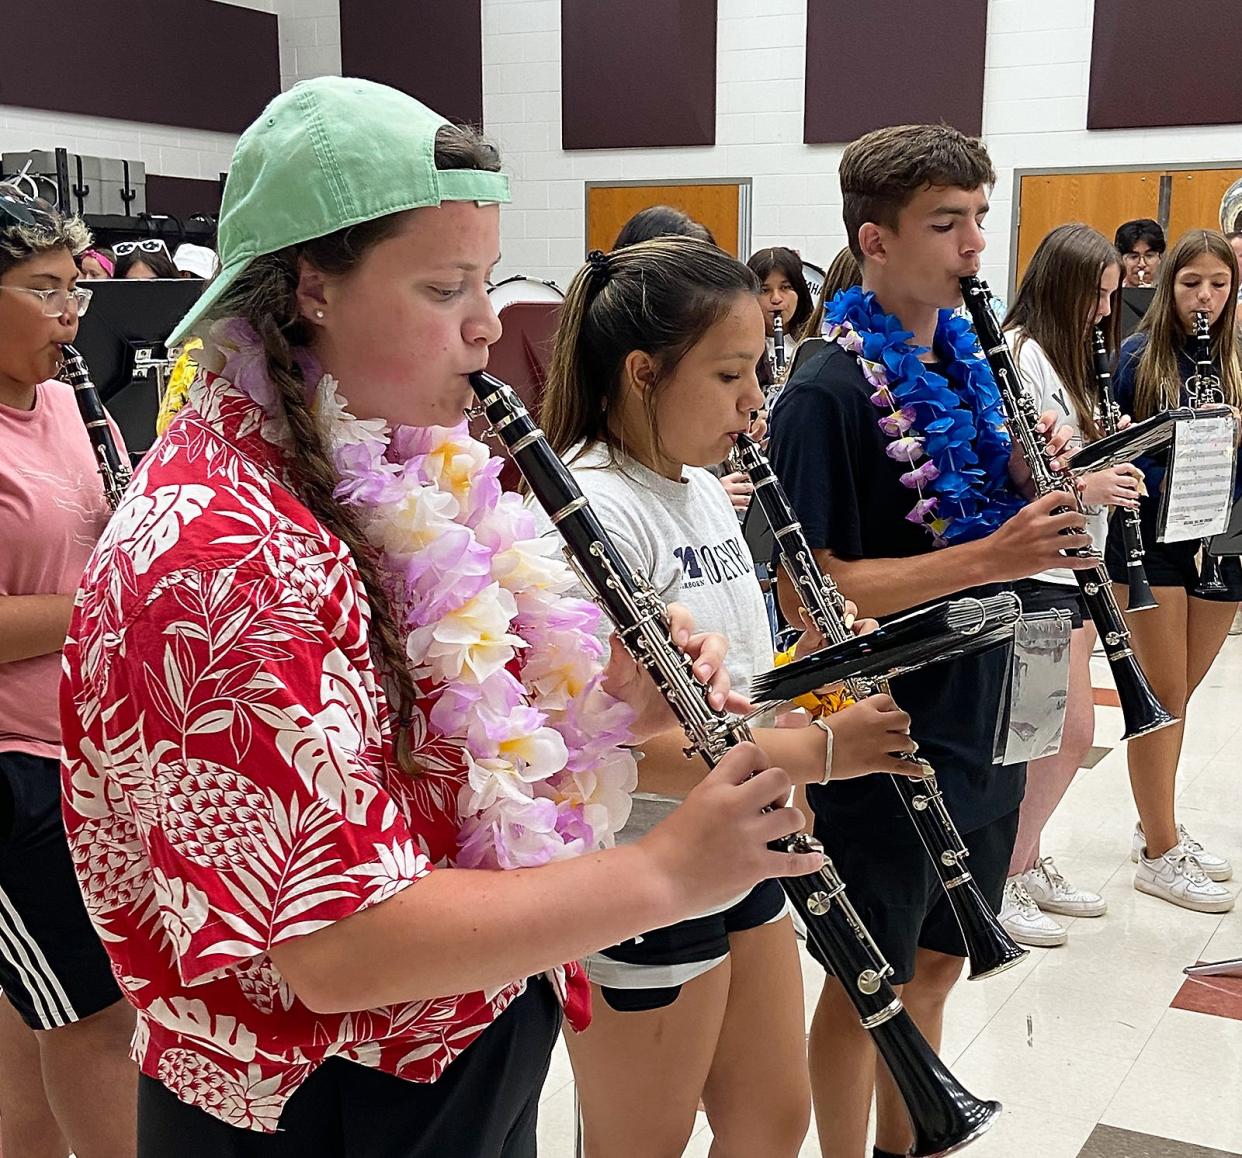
[822,286,1024,547]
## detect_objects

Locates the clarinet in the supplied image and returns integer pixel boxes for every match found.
[469,370,1001,1157]
[1186,311,1238,598]
[731,433,1027,981]
[1092,327,1157,611]
[960,278,1175,740]
[772,311,787,377]
[60,344,131,512]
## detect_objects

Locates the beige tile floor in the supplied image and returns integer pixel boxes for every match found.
[536,633,1242,1156]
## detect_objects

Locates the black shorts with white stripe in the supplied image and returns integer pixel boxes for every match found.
[0,751,122,1030]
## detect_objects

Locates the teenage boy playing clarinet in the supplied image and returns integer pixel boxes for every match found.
[766,124,1093,1158]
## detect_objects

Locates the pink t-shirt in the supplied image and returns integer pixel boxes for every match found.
[0,380,121,757]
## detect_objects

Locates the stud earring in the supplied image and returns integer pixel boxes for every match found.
[314,309,325,319]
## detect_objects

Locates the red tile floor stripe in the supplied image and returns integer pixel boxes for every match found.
[1093,685,1121,707]
[1172,970,1242,1022]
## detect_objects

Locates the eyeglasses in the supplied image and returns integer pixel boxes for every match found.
[114,239,171,258]
[0,285,93,317]
[1124,251,1161,264]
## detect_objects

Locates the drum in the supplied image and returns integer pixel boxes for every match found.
[473,276,566,490]
[801,260,826,303]
[487,274,564,311]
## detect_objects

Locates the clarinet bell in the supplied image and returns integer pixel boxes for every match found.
[1125,563,1159,612]
[1112,657,1178,740]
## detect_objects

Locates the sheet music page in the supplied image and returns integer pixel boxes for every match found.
[1159,416,1238,543]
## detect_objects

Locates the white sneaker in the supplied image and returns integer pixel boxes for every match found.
[1175,826,1232,882]
[1134,848,1235,913]
[1130,823,1233,882]
[1000,877,1068,947]
[1020,856,1107,918]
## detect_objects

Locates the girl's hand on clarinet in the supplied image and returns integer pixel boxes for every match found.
[1080,463,1143,509]
[821,695,921,779]
[602,603,749,741]
[1008,410,1076,491]
[719,471,754,512]
[639,742,824,909]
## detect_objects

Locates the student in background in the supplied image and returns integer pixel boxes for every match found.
[747,246,813,370]
[0,184,138,1158]
[113,238,179,279]
[76,246,114,279]
[801,246,861,341]
[1115,218,1166,288]
[1106,229,1241,914]
[612,205,716,249]
[998,223,1140,946]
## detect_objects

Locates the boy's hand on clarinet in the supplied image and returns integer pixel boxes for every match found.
[989,491,1094,580]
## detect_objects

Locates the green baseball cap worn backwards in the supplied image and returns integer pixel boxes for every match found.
[168,76,511,347]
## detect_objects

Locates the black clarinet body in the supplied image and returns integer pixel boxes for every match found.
[1186,311,1242,598]
[960,278,1176,741]
[468,370,1000,1156]
[60,343,131,511]
[732,434,1027,981]
[1091,327,1157,611]
[772,311,787,376]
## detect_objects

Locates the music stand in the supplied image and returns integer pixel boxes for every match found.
[1118,287,1156,339]
[72,278,205,460]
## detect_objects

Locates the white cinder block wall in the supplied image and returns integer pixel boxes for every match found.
[2,0,1239,294]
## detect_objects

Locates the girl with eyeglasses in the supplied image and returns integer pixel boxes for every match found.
[0,185,138,1157]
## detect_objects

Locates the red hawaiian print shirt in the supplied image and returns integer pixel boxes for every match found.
[60,373,579,1132]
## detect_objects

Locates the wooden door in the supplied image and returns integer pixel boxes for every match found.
[586,182,745,257]
[1165,168,1242,242]
[1015,170,1161,286]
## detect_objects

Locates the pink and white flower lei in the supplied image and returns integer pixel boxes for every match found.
[212,320,638,870]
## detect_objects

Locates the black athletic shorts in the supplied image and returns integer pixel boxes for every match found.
[805,802,1020,987]
[0,751,123,1030]
[1013,577,1085,629]
[138,978,560,1157]
[584,880,790,1012]
[1105,507,1242,600]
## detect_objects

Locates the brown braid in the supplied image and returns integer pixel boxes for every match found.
[199,123,502,766]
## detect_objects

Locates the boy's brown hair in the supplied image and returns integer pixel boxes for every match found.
[839,124,996,261]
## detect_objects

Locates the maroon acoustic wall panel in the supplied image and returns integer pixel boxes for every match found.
[561,0,717,149]
[340,0,484,127]
[804,0,987,143]
[146,175,224,220]
[0,0,278,135]
[1089,0,1242,129]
